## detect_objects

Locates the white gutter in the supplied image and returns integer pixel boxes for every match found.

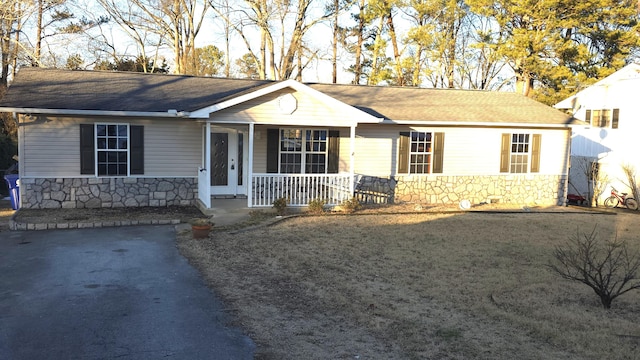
[0,107,195,118]
[375,119,581,128]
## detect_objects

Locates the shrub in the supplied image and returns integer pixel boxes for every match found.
[341,197,361,213]
[272,197,288,216]
[549,226,640,309]
[307,198,326,215]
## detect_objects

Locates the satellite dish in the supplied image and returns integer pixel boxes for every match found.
[459,199,471,210]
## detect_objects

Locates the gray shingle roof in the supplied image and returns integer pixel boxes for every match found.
[0,67,576,126]
[0,67,272,113]
[309,83,575,124]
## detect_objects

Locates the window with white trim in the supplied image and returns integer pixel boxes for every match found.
[510,133,530,173]
[96,124,129,176]
[279,129,327,173]
[410,131,432,174]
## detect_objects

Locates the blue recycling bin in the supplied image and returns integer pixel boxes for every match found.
[4,174,19,210]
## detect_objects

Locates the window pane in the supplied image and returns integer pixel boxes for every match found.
[306,154,326,174]
[280,128,328,174]
[280,153,302,174]
[509,133,530,173]
[409,131,432,174]
[96,123,129,176]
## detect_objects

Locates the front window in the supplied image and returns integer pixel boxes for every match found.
[410,131,432,174]
[510,133,529,173]
[280,128,327,173]
[96,124,128,176]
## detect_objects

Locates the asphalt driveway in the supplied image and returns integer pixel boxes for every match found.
[0,225,254,359]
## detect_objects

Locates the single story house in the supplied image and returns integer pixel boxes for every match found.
[0,68,578,210]
[555,63,640,203]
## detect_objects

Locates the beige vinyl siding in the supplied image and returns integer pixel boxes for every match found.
[354,125,570,176]
[20,115,79,177]
[212,89,363,126]
[354,125,397,176]
[253,126,268,173]
[21,115,201,177]
[144,120,201,176]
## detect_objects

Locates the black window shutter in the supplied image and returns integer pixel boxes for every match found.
[432,132,445,173]
[585,109,591,124]
[398,132,410,174]
[328,130,340,174]
[612,109,619,129]
[130,125,144,175]
[80,124,95,175]
[500,133,510,173]
[266,128,279,173]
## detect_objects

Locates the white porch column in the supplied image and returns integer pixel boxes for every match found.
[197,122,212,208]
[247,123,255,207]
[350,124,356,195]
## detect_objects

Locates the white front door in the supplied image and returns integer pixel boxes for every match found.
[210,129,247,196]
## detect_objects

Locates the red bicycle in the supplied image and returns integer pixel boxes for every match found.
[604,186,638,210]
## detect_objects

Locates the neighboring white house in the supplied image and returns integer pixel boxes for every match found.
[555,63,640,203]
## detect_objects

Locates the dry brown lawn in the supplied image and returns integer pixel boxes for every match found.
[177,208,640,360]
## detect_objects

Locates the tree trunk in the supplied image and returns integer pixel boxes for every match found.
[352,0,365,84]
[331,0,338,83]
[386,10,402,86]
[35,0,43,66]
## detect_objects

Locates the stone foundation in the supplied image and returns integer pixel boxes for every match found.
[20,177,197,209]
[355,174,567,206]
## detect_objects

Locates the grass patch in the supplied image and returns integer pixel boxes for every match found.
[177,211,640,359]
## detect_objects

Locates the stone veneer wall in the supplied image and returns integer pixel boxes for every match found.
[20,177,197,209]
[355,174,567,206]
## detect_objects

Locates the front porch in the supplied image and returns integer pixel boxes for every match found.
[197,122,357,209]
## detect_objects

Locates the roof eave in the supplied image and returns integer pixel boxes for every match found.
[0,107,195,118]
[380,119,580,128]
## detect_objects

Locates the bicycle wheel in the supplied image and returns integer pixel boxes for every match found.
[625,198,639,211]
[604,196,619,208]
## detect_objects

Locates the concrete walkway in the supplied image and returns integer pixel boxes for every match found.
[0,225,255,360]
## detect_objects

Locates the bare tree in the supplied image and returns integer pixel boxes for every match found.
[0,0,31,90]
[550,226,640,309]
[96,0,164,72]
[32,0,75,66]
[571,156,609,207]
[97,0,210,75]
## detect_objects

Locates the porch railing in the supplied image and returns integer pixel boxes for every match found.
[251,173,352,207]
